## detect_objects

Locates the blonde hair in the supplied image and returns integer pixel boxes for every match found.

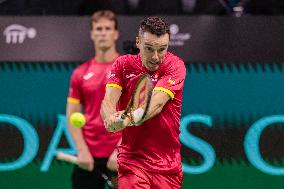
[91,10,118,30]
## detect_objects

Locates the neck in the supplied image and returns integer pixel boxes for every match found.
[95,46,118,63]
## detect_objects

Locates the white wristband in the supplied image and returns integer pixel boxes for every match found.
[132,107,145,124]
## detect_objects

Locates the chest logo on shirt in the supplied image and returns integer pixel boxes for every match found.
[83,72,94,80]
[126,73,136,79]
[151,74,158,82]
[168,78,175,85]
[107,71,114,79]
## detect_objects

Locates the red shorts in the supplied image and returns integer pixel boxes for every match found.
[118,163,183,189]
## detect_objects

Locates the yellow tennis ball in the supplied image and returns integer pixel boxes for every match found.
[70,112,86,128]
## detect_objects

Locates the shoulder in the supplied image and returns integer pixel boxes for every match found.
[115,54,138,64]
[112,54,139,71]
[71,59,92,78]
[163,52,186,72]
[166,52,185,65]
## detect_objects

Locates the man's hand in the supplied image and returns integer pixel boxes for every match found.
[107,148,118,171]
[104,111,130,132]
[77,149,94,171]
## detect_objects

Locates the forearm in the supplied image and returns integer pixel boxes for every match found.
[100,99,117,121]
[100,87,122,120]
[66,103,89,152]
[134,90,170,123]
[144,101,164,121]
[68,124,89,152]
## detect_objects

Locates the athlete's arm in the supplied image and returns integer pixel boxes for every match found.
[66,102,94,171]
[100,86,122,120]
[111,90,170,128]
[103,88,171,130]
[100,87,123,132]
[143,90,170,121]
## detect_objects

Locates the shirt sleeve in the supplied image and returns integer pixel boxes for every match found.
[67,70,82,104]
[154,59,186,100]
[106,56,124,90]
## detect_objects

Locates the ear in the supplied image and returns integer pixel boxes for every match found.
[114,31,119,41]
[90,22,95,40]
[90,30,94,40]
[135,36,140,48]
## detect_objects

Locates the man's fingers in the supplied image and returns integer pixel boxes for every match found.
[78,162,94,172]
[88,163,94,171]
[104,113,127,132]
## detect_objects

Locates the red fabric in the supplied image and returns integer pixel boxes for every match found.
[118,163,183,189]
[68,57,121,157]
[107,52,186,173]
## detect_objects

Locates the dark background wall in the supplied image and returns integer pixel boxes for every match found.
[0,0,283,15]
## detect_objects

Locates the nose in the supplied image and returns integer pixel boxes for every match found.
[152,51,159,62]
[101,29,107,35]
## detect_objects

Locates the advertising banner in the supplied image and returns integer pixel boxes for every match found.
[1,62,284,188]
[0,16,284,62]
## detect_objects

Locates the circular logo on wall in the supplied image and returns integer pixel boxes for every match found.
[169,24,191,47]
[170,24,179,35]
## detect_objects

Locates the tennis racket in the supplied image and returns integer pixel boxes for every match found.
[120,73,153,125]
[56,152,117,189]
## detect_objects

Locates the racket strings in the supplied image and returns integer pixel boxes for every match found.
[121,74,152,125]
[134,80,149,109]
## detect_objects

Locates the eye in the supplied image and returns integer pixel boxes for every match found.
[105,26,112,31]
[145,47,153,52]
[158,48,166,53]
[95,27,102,31]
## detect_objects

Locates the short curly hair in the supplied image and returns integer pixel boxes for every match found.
[139,16,170,37]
